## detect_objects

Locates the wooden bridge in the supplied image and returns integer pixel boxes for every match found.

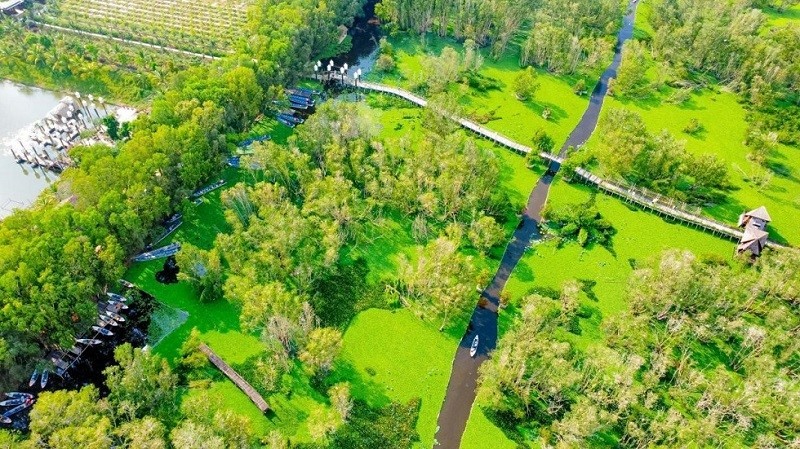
[573,168,785,248]
[356,81,563,164]
[199,344,270,413]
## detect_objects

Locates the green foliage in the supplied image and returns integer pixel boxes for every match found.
[375,53,396,72]
[531,128,555,153]
[104,344,178,423]
[612,39,650,98]
[300,327,343,377]
[573,78,587,95]
[324,399,421,449]
[176,243,224,302]
[481,249,800,446]
[543,199,615,248]
[682,117,704,135]
[394,237,487,330]
[102,115,120,140]
[594,108,729,204]
[513,66,539,101]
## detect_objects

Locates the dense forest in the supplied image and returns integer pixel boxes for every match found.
[0,0,364,391]
[376,0,622,74]
[478,249,800,447]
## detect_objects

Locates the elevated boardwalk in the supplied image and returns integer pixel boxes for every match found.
[357,81,562,164]
[573,168,785,248]
[199,344,270,413]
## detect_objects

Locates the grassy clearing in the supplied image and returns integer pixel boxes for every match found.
[763,4,800,27]
[589,87,800,245]
[461,407,520,449]
[331,308,456,448]
[369,33,592,147]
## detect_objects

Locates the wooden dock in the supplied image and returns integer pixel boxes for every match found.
[199,344,270,413]
[573,168,785,248]
[356,81,563,164]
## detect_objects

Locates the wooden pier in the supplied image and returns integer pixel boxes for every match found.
[199,344,270,413]
[573,168,785,248]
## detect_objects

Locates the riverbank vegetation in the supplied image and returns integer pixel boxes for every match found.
[573,0,800,244]
[0,0,365,391]
[463,176,800,447]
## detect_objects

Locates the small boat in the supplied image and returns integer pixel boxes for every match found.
[4,392,32,400]
[2,399,34,418]
[68,346,82,356]
[0,398,25,407]
[470,335,479,357]
[118,279,135,289]
[0,415,10,424]
[75,338,102,346]
[106,292,127,302]
[104,300,129,310]
[276,116,296,128]
[99,315,119,326]
[28,369,39,387]
[104,310,125,322]
[92,325,113,336]
[39,370,49,389]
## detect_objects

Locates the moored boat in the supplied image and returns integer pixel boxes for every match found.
[106,292,127,302]
[4,392,32,400]
[0,398,25,407]
[75,338,102,346]
[470,335,479,357]
[98,316,118,327]
[118,279,135,289]
[28,369,39,387]
[104,310,125,322]
[92,325,113,336]
[39,370,49,389]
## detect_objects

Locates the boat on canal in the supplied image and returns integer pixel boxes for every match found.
[470,335,479,357]
[75,338,102,346]
[39,370,49,389]
[28,369,38,387]
[98,314,119,326]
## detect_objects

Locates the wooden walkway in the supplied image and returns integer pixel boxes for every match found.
[199,344,270,413]
[574,168,784,248]
[357,81,563,164]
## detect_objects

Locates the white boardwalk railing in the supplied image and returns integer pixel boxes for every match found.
[338,79,789,248]
[573,168,785,248]
[357,81,563,164]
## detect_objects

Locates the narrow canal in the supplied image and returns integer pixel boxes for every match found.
[432,2,640,447]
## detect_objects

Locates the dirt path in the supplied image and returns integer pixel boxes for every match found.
[432,3,639,448]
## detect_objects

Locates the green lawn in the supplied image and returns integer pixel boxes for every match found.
[332,308,457,448]
[589,86,800,245]
[763,3,800,27]
[369,33,593,148]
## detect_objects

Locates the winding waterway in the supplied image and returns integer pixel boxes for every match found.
[0,81,64,219]
[433,3,639,447]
